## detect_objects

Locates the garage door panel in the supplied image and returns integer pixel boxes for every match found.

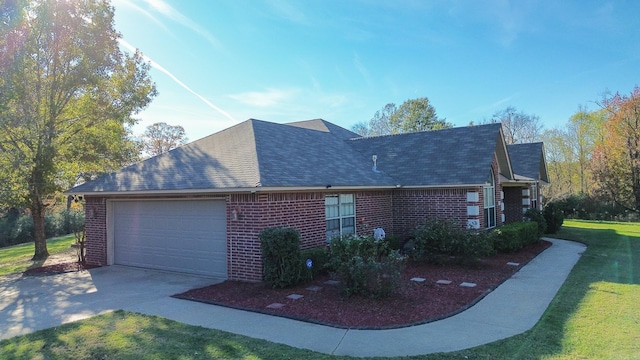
[113,200,227,278]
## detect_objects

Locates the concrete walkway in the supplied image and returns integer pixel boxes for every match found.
[0,238,585,357]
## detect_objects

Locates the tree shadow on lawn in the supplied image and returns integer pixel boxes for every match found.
[472,225,640,359]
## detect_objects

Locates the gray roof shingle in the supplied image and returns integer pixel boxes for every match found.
[69,119,515,194]
[348,123,504,186]
[507,142,548,182]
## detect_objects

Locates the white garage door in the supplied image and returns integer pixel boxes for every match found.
[113,200,227,278]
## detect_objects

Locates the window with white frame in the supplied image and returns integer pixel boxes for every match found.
[325,194,355,242]
[531,182,538,210]
[484,169,496,228]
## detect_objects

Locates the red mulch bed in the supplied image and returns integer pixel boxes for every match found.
[175,240,551,329]
[23,262,100,276]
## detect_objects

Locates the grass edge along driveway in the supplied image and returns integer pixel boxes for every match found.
[1,220,639,359]
[0,234,75,277]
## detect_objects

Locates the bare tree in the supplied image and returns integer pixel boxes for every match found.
[490,106,543,144]
[141,122,188,157]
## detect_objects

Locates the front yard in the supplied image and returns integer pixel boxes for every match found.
[1,220,638,359]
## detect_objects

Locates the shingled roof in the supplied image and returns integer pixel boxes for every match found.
[348,123,511,186]
[69,119,515,194]
[507,142,549,183]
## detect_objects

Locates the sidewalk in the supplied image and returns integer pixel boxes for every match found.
[128,238,585,357]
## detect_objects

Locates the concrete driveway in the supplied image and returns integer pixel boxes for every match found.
[0,266,218,340]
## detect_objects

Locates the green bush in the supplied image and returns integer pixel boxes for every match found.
[384,235,402,251]
[493,222,539,253]
[259,227,305,288]
[0,208,85,247]
[328,234,406,298]
[300,247,330,278]
[413,218,495,266]
[524,208,547,236]
[543,202,564,234]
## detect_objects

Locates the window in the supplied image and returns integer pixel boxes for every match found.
[325,194,355,242]
[531,183,538,210]
[484,169,496,228]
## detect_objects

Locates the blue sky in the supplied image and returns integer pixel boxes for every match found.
[112,0,640,141]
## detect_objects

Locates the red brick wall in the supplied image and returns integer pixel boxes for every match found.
[226,190,394,281]
[355,191,394,236]
[84,197,107,266]
[503,187,524,223]
[226,192,326,282]
[84,188,501,282]
[392,187,473,238]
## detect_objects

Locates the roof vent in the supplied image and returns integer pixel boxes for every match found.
[372,155,381,173]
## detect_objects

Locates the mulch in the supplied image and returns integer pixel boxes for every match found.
[23,262,101,276]
[174,240,551,329]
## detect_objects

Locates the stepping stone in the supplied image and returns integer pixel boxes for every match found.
[460,282,477,288]
[507,262,520,266]
[324,280,340,286]
[410,277,426,282]
[266,303,285,309]
[286,294,304,300]
[306,285,322,292]
[436,280,452,285]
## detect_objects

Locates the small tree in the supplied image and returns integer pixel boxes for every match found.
[140,122,188,157]
[0,0,157,260]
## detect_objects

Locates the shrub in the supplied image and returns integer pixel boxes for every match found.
[543,202,564,234]
[493,222,539,253]
[328,234,406,298]
[259,227,305,288]
[300,247,330,278]
[384,235,402,251]
[413,218,495,266]
[524,208,547,236]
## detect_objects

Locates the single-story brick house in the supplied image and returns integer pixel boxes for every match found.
[67,119,548,281]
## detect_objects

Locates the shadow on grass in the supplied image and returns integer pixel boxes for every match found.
[429,222,640,360]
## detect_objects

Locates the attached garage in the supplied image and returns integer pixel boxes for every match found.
[111,199,227,278]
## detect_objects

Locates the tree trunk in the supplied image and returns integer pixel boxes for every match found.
[31,203,49,261]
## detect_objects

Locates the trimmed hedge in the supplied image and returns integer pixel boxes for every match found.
[524,208,547,236]
[413,219,495,266]
[259,227,305,288]
[493,221,539,253]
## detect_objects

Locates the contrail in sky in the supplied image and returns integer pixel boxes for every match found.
[118,39,236,122]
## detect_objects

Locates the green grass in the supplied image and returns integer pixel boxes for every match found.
[0,220,638,359]
[0,234,76,276]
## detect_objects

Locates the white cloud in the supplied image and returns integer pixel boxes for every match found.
[229,88,300,107]
[119,39,236,122]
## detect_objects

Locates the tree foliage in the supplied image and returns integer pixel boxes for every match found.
[541,107,605,201]
[141,122,188,157]
[352,97,450,136]
[0,0,157,259]
[592,86,640,212]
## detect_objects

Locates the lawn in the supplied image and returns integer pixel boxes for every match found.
[0,220,638,359]
[0,234,76,277]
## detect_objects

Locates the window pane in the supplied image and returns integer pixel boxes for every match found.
[342,216,355,235]
[341,202,354,216]
[340,194,354,203]
[484,187,494,208]
[326,204,339,218]
[326,219,340,232]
